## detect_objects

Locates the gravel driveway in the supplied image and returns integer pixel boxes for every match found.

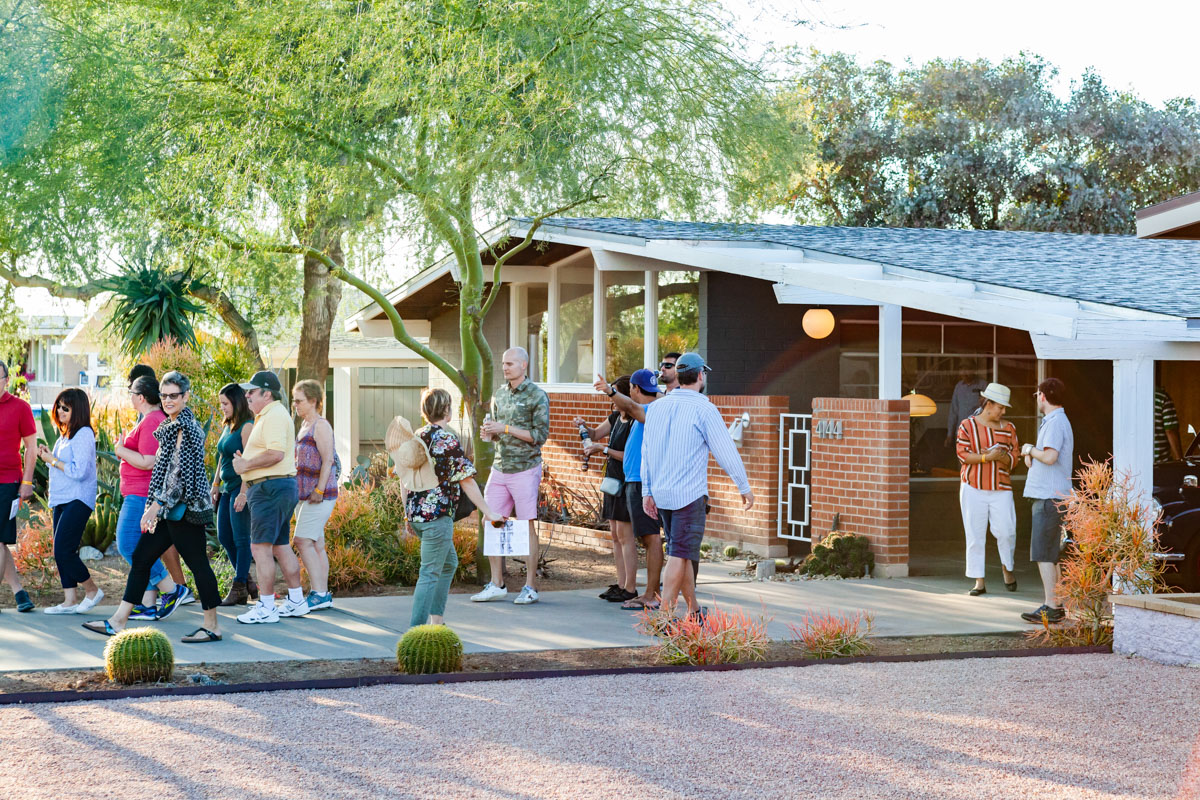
[1,654,1196,799]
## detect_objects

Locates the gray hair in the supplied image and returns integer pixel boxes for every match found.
[160,370,191,395]
[504,347,530,365]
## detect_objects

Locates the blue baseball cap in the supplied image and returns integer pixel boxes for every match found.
[630,369,661,396]
[675,352,711,374]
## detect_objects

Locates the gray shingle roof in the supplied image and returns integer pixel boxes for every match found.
[539,218,1200,318]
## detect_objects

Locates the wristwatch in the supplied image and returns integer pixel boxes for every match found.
[607,386,616,397]
[603,446,609,456]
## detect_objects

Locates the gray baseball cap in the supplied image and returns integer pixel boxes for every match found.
[675,352,712,374]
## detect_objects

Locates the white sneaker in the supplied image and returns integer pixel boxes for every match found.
[513,586,540,605]
[471,582,509,602]
[44,603,79,615]
[278,597,310,618]
[237,602,280,624]
[74,589,105,613]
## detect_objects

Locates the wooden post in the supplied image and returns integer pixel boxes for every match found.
[644,270,658,370]
[879,303,902,399]
[1112,357,1155,503]
[547,265,560,383]
[333,365,359,473]
[592,268,606,379]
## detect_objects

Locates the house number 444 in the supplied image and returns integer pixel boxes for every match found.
[814,419,843,439]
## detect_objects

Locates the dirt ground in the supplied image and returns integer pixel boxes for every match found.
[0,631,1064,695]
[13,540,619,606]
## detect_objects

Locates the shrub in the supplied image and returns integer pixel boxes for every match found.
[15,509,56,592]
[181,549,235,600]
[1028,461,1166,647]
[105,628,174,684]
[397,624,463,674]
[635,604,770,665]
[801,532,875,579]
[788,610,874,659]
[723,545,739,559]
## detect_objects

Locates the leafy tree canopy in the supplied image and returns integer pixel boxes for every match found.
[788,51,1200,233]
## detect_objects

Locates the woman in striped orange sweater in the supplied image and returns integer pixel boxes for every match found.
[955,383,1021,596]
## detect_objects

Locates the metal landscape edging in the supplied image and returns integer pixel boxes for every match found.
[0,644,1112,706]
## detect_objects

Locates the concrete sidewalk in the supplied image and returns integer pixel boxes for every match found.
[0,561,1047,671]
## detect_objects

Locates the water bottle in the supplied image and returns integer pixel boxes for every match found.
[579,423,592,471]
[481,413,493,442]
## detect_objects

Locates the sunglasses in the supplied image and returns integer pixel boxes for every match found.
[161,391,185,401]
[659,362,676,369]
[56,404,70,412]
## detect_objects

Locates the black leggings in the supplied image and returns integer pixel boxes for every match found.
[52,500,93,589]
[123,519,221,610]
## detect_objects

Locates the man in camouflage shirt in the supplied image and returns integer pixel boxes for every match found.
[473,347,550,605]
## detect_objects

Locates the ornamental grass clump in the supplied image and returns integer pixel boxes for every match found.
[1028,460,1166,647]
[801,532,874,579]
[788,610,874,659]
[397,625,464,674]
[635,604,770,666]
[104,628,174,684]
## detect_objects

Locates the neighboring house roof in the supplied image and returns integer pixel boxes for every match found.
[275,332,425,369]
[539,218,1200,319]
[20,314,81,338]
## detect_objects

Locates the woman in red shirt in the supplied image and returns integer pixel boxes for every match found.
[956,382,1020,596]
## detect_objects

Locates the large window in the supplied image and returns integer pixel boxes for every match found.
[839,320,1037,475]
[603,270,699,378]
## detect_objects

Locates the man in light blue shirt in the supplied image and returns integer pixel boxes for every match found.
[641,353,754,620]
[1020,377,1074,624]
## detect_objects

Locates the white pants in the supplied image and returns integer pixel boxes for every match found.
[959,483,1016,579]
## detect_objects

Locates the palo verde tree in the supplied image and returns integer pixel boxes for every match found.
[43,0,807,577]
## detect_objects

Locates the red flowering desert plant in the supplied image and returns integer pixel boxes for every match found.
[15,509,57,592]
[1029,460,1166,646]
[635,603,770,665]
[787,610,874,659]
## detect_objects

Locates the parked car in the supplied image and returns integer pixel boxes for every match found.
[1152,424,1200,593]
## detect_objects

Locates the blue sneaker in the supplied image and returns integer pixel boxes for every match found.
[15,589,34,613]
[129,603,158,621]
[177,585,196,606]
[306,591,333,611]
[156,585,186,620]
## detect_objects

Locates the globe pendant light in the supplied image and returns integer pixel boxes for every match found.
[906,389,937,418]
[802,308,835,339]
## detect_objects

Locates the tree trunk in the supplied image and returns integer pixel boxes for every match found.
[296,226,344,382]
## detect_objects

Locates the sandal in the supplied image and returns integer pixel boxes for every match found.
[182,627,222,643]
[622,598,661,611]
[82,620,118,636]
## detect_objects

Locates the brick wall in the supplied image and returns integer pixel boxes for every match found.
[543,392,791,556]
[810,397,910,577]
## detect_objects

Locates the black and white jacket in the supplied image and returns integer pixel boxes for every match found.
[148,406,213,524]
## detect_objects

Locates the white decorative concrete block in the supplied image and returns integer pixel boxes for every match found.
[1113,604,1200,667]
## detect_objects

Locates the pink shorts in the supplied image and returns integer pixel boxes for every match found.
[485,464,542,521]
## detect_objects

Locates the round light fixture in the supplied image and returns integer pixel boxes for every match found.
[906,390,937,418]
[802,308,835,339]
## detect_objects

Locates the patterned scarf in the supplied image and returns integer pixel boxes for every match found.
[148,406,214,520]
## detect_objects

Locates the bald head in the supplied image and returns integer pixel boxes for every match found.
[501,347,529,386]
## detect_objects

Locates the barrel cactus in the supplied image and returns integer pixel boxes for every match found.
[396,624,463,675]
[104,628,174,684]
[723,545,740,559]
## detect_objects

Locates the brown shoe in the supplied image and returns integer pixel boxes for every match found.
[219,580,249,607]
[246,577,259,601]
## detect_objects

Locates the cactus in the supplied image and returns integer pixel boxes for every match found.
[396,624,463,675]
[801,532,875,579]
[104,628,174,684]
[699,542,712,554]
[723,545,740,559]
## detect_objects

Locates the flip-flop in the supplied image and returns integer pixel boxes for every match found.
[182,627,222,643]
[622,598,661,611]
[82,620,117,636]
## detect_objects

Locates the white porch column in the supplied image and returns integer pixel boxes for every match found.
[547,264,561,383]
[1112,357,1155,503]
[592,269,606,379]
[643,270,658,370]
[878,303,902,399]
[507,284,527,350]
[333,365,360,474]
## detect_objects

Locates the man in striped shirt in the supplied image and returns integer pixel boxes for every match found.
[641,353,754,619]
[1155,387,1182,464]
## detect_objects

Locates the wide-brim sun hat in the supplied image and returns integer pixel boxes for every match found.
[980,382,1012,407]
[384,416,438,492]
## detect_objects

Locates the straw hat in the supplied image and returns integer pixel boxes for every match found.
[980,382,1012,407]
[385,416,437,492]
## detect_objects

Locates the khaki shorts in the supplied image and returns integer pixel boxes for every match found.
[293,497,336,542]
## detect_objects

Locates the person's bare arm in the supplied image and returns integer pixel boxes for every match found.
[115,443,156,471]
[233,449,284,474]
[458,477,501,522]
[1168,428,1183,461]
[572,416,612,441]
[308,421,336,503]
[19,433,36,500]
[593,374,645,422]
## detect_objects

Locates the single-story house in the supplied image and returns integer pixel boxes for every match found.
[21,312,90,409]
[346,217,1200,577]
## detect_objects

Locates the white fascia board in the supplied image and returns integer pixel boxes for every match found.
[1135,201,1200,238]
[1073,318,1200,342]
[1031,335,1200,360]
[772,285,878,306]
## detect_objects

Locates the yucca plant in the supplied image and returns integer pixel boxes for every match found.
[100,266,207,356]
[104,628,175,684]
[397,625,464,674]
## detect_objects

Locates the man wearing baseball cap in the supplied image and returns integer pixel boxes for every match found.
[593,367,665,609]
[640,353,754,621]
[232,370,309,623]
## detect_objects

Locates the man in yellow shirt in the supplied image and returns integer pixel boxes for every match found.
[232,371,309,623]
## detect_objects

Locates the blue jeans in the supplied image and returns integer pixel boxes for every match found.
[116,495,168,593]
[409,516,458,628]
[217,490,253,581]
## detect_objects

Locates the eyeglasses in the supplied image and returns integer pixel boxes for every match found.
[161,391,185,401]
[56,404,70,412]
[659,362,676,369]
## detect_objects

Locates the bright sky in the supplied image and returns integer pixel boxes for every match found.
[741,0,1200,105]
